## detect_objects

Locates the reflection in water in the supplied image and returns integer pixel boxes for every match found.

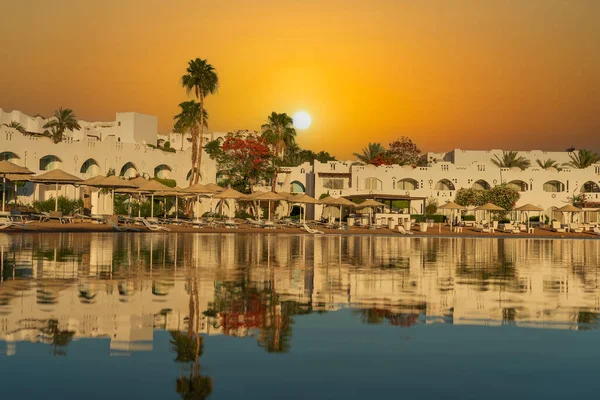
[1,234,600,360]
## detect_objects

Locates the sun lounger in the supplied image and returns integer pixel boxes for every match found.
[0,221,32,230]
[142,219,170,232]
[302,222,323,234]
[224,219,240,229]
[474,224,492,233]
[569,223,584,233]
[593,227,600,236]
[551,221,566,233]
[397,226,414,235]
[246,218,265,228]
[501,224,520,234]
[107,219,140,232]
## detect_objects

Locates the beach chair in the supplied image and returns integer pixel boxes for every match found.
[593,227,600,236]
[107,219,140,232]
[0,221,32,230]
[246,218,265,228]
[551,221,566,233]
[302,222,324,234]
[142,219,171,232]
[569,223,584,233]
[474,224,492,233]
[397,226,414,235]
[501,224,520,234]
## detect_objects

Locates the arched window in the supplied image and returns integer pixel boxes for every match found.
[39,155,62,171]
[119,162,139,178]
[472,180,491,190]
[0,152,20,164]
[434,179,455,191]
[581,181,600,193]
[291,180,306,193]
[364,177,382,191]
[154,164,173,179]
[507,180,528,192]
[80,158,100,176]
[396,178,418,191]
[543,180,565,193]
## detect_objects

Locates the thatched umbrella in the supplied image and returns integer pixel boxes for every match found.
[515,204,544,229]
[438,201,467,232]
[475,203,505,227]
[557,204,582,225]
[355,199,386,226]
[0,160,34,212]
[290,193,321,222]
[82,175,137,215]
[154,186,189,222]
[213,187,244,218]
[322,196,356,228]
[253,191,285,220]
[31,169,83,212]
[137,180,172,218]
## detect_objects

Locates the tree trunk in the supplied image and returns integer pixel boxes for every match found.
[194,95,205,184]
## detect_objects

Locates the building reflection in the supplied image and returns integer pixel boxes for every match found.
[1,233,600,357]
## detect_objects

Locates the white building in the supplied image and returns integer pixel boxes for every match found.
[0,109,217,215]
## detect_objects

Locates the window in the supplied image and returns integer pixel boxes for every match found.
[507,180,528,192]
[434,179,455,191]
[323,178,344,189]
[543,181,564,193]
[364,177,382,191]
[396,179,418,191]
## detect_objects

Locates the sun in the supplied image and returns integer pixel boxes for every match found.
[293,111,312,130]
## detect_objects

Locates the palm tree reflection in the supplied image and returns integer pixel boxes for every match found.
[169,277,213,399]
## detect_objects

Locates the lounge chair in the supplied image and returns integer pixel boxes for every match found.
[246,218,265,228]
[551,221,566,233]
[224,219,240,229]
[473,224,492,233]
[593,227,600,236]
[0,221,32,230]
[107,219,140,232]
[397,226,414,235]
[501,224,520,234]
[142,219,171,232]
[569,223,584,233]
[302,222,324,234]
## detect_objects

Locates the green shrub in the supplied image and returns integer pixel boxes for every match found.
[152,177,177,188]
[33,196,83,215]
[411,214,446,223]
[463,215,476,221]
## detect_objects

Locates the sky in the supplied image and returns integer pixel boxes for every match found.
[0,0,598,159]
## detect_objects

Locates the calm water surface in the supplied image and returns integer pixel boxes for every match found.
[1,233,600,399]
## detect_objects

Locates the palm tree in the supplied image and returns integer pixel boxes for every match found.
[174,101,208,155]
[261,112,296,159]
[536,158,561,171]
[181,58,219,184]
[564,149,600,169]
[353,142,386,164]
[490,151,530,170]
[43,107,81,143]
[2,121,26,133]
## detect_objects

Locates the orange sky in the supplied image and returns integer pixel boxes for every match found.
[0,0,598,159]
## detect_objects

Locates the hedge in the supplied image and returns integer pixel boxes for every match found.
[411,214,447,223]
[33,196,83,215]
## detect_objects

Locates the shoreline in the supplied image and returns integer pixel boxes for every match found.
[3,222,599,240]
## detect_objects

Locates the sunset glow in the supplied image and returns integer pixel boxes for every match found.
[0,0,598,158]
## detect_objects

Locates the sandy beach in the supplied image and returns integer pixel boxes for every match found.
[3,221,599,239]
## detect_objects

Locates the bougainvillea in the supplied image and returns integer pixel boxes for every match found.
[206,131,274,192]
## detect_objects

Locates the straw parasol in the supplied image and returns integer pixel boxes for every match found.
[82,175,138,215]
[153,186,190,222]
[137,179,173,218]
[515,204,544,229]
[475,203,505,227]
[253,191,285,220]
[0,160,34,212]
[557,204,582,225]
[355,199,386,226]
[438,201,467,231]
[322,196,356,228]
[203,183,224,192]
[31,169,83,212]
[213,188,244,217]
[291,193,321,222]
